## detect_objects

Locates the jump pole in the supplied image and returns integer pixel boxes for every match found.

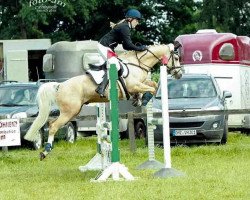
[153,65,184,178]
[94,57,134,181]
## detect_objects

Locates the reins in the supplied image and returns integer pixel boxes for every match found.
[121,45,182,77]
[132,48,178,72]
[125,50,151,73]
[125,49,161,73]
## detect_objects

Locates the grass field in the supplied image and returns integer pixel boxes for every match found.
[0,132,249,200]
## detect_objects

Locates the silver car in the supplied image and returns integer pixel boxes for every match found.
[152,74,232,145]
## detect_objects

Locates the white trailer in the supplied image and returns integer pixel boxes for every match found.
[0,39,51,82]
[175,30,250,131]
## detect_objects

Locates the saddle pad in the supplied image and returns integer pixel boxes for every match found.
[86,69,105,84]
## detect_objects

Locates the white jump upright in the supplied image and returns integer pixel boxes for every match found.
[137,72,164,170]
[93,57,134,181]
[153,65,184,177]
[79,103,111,172]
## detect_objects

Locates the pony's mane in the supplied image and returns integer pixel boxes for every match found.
[120,44,168,57]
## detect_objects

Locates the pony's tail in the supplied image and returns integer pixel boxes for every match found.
[24,82,59,142]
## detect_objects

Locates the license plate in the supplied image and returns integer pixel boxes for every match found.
[172,129,197,136]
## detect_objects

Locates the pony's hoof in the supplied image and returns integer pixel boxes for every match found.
[40,152,46,161]
[132,99,142,107]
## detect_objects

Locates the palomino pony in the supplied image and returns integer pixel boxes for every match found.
[24,43,182,160]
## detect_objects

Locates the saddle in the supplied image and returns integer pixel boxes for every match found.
[86,61,130,100]
[88,62,107,71]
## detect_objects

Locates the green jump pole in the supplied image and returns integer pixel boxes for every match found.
[108,63,120,162]
[92,61,134,181]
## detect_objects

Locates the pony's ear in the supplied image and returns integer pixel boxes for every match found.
[110,22,116,29]
[174,41,182,51]
[168,43,175,52]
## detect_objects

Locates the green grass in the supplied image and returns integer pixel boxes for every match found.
[0,132,249,200]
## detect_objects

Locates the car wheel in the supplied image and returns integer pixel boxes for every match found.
[221,121,228,144]
[134,121,146,139]
[65,122,76,143]
[32,130,43,150]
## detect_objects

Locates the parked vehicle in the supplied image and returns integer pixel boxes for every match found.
[0,81,76,149]
[152,74,232,145]
[77,100,146,139]
[175,29,250,132]
[0,39,51,82]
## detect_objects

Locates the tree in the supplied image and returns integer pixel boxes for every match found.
[0,0,100,41]
[0,0,48,39]
[137,0,202,44]
[200,0,250,36]
[1,0,201,43]
[6,0,250,44]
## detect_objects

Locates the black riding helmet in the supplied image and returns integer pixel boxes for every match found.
[125,9,142,20]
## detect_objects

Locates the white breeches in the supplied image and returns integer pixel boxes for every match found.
[97,43,121,71]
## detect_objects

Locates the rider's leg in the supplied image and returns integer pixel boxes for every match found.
[141,92,153,106]
[95,44,121,97]
[141,80,158,106]
[95,70,109,97]
[95,60,122,97]
[95,43,110,97]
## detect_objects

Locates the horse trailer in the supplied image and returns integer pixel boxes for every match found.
[42,40,146,138]
[0,39,51,82]
[175,29,250,132]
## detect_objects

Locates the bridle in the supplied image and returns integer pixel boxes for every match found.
[127,48,181,74]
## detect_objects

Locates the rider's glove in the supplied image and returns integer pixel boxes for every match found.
[138,45,148,51]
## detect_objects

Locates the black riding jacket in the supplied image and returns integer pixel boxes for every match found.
[99,21,145,51]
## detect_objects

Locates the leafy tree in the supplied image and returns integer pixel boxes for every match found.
[3,0,249,44]
[136,0,202,44]
[0,0,201,44]
[200,0,250,35]
[0,0,100,41]
[0,0,48,39]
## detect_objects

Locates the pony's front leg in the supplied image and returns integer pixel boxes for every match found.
[40,134,54,160]
[142,80,158,95]
[131,93,143,107]
[129,81,158,106]
[130,82,156,95]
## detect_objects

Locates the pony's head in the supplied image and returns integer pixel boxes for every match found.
[141,43,183,79]
[120,43,183,79]
[164,43,183,79]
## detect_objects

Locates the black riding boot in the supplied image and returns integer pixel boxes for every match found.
[95,71,109,97]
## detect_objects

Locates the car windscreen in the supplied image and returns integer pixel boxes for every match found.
[156,77,217,99]
[0,87,38,106]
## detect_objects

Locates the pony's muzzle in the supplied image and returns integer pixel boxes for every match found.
[170,68,183,79]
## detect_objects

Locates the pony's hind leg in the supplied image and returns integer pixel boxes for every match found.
[40,114,74,160]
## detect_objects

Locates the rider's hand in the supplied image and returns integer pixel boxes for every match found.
[138,45,148,51]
